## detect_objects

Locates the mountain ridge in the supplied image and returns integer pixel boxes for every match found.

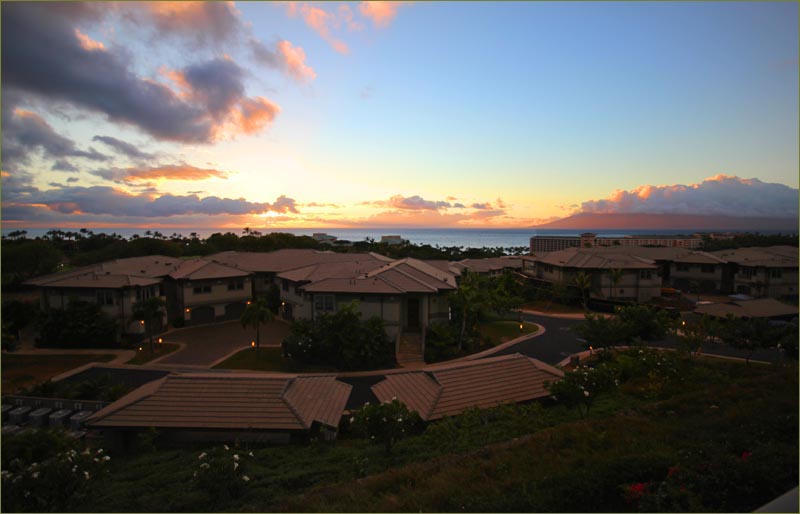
[532,213,798,231]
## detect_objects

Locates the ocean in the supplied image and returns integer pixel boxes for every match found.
[0,227,743,249]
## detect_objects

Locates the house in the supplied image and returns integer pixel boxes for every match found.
[449,257,524,277]
[526,247,662,303]
[694,298,798,321]
[380,235,406,245]
[86,372,352,444]
[168,259,253,325]
[668,251,729,293]
[710,246,799,299]
[371,353,564,420]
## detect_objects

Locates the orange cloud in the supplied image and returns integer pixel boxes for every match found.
[158,66,191,97]
[277,40,316,82]
[359,1,406,28]
[228,97,281,136]
[74,29,105,51]
[286,2,349,54]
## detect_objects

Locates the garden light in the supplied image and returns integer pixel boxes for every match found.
[185,308,191,313]
[251,341,256,348]
[246,300,251,305]
[138,346,143,351]
[519,322,524,331]
[158,337,163,345]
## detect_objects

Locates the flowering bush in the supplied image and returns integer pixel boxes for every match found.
[612,347,684,399]
[2,446,110,512]
[192,445,254,505]
[545,363,617,418]
[351,399,422,454]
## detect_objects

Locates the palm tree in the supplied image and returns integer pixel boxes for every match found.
[573,271,592,310]
[450,271,488,351]
[132,297,166,353]
[240,297,273,352]
[608,268,624,300]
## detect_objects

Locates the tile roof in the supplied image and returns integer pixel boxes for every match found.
[454,257,524,274]
[695,298,799,319]
[710,246,799,268]
[671,251,728,264]
[87,373,352,431]
[209,249,388,273]
[536,248,657,270]
[26,255,181,286]
[31,273,162,289]
[371,353,564,420]
[277,260,386,283]
[302,258,457,295]
[170,259,251,280]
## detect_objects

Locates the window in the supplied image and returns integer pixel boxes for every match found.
[740,268,755,279]
[96,290,114,306]
[228,279,244,291]
[700,264,715,274]
[282,279,289,292]
[639,270,652,280]
[314,294,335,312]
[193,284,212,294]
[136,287,153,301]
[769,269,782,279]
[676,264,690,272]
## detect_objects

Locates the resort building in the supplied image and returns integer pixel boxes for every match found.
[710,246,799,299]
[529,233,703,254]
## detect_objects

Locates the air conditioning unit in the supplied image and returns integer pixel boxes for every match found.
[1,404,12,423]
[9,406,32,425]
[1,425,22,436]
[29,407,53,428]
[49,409,73,428]
[69,410,93,431]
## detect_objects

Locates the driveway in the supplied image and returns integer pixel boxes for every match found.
[153,319,292,367]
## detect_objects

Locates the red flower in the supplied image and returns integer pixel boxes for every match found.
[741,451,753,461]
[630,483,647,494]
[668,465,680,477]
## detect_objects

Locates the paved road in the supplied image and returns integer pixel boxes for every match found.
[496,313,783,365]
[154,319,291,367]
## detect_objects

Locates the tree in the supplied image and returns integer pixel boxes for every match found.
[675,315,718,359]
[718,315,772,365]
[573,271,592,309]
[615,305,675,343]
[132,297,166,353]
[37,300,118,348]
[450,271,490,351]
[240,297,273,352]
[574,312,634,350]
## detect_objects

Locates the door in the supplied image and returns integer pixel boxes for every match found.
[406,297,420,331]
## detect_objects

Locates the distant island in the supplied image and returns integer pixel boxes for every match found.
[532,213,799,231]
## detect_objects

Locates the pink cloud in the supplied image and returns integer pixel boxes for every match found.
[74,28,105,51]
[276,40,316,82]
[289,2,350,54]
[359,1,406,28]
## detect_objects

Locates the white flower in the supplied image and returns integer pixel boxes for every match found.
[397,417,403,423]
[198,452,207,460]
[350,416,355,423]
[31,472,39,479]
[392,396,397,401]
[242,475,250,482]
[223,445,230,451]
[97,448,104,454]
[84,471,91,480]
[248,451,254,457]
[102,456,111,462]
[200,463,210,469]
[93,457,99,463]
[233,454,239,461]
[583,390,590,397]
[72,465,78,473]
[193,472,197,478]
[382,417,387,422]
[233,462,239,471]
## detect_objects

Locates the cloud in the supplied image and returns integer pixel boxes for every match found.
[90,163,230,184]
[276,40,316,82]
[285,2,349,54]
[122,1,242,46]
[66,177,80,183]
[2,3,279,143]
[578,175,799,218]
[2,107,110,166]
[359,1,406,28]
[92,135,155,160]
[52,160,79,172]
[3,183,299,218]
[388,195,452,211]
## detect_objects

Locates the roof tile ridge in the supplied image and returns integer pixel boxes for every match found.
[421,370,445,419]
[88,375,169,424]
[373,274,403,293]
[390,265,438,292]
[280,377,311,429]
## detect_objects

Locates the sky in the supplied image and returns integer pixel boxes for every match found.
[2,1,798,230]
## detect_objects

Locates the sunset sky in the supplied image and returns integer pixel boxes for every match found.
[2,1,798,230]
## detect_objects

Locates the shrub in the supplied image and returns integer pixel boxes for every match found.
[2,438,111,512]
[545,363,618,418]
[36,300,118,348]
[424,321,461,363]
[192,445,253,507]
[350,399,423,455]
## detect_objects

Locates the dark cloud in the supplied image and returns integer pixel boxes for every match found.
[120,2,242,47]
[0,169,38,197]
[2,106,110,166]
[579,175,799,218]
[52,160,79,172]
[387,195,452,211]
[471,202,492,210]
[92,135,155,160]
[453,203,466,208]
[66,177,80,183]
[4,183,299,218]
[1,3,278,144]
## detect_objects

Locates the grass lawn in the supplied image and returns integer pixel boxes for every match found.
[213,347,337,373]
[126,342,180,365]
[478,320,538,346]
[1,353,116,393]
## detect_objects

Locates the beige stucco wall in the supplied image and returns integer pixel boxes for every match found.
[182,278,252,308]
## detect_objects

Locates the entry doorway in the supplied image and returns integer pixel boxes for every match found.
[406,297,420,331]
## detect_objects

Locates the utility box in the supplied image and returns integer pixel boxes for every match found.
[9,406,32,425]
[1,404,12,422]
[49,409,73,428]
[70,410,93,431]
[29,407,53,427]
[2,425,22,436]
